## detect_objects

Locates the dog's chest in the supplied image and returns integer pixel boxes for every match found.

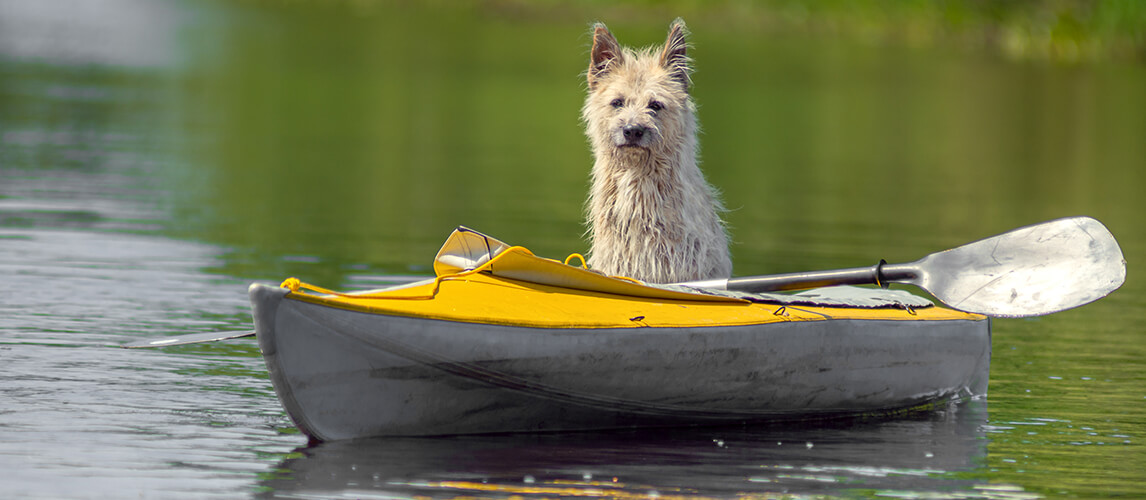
[599,168,692,230]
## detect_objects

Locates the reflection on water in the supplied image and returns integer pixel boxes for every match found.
[1,0,1144,498]
[262,402,998,499]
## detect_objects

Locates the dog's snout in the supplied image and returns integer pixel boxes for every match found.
[622,125,647,142]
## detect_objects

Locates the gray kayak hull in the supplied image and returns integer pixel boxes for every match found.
[249,283,990,441]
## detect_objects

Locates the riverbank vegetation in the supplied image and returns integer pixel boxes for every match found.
[275,0,1145,63]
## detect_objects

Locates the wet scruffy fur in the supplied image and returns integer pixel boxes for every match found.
[583,18,732,283]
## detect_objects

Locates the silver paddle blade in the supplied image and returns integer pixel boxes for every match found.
[908,216,1126,317]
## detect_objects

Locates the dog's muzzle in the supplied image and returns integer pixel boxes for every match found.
[619,124,651,148]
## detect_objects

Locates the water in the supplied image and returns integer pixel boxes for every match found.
[2,1,1144,498]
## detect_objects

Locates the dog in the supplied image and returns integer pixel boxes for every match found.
[582,18,732,284]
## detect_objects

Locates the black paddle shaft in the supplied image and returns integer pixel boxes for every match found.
[724,260,918,293]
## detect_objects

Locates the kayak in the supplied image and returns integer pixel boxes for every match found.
[249,228,991,442]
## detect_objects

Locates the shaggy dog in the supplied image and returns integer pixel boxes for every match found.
[582,18,732,283]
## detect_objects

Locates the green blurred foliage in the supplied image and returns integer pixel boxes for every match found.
[247,0,1146,63]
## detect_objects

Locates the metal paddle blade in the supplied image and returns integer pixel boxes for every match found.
[121,330,255,349]
[904,216,1126,317]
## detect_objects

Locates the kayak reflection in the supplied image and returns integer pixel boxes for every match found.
[259,400,997,498]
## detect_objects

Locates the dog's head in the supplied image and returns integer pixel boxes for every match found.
[583,19,695,158]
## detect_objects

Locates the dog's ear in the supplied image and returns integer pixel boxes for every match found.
[589,23,623,90]
[659,18,693,92]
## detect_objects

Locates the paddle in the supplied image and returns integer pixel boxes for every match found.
[122,330,255,348]
[678,216,1126,318]
[122,276,431,348]
[123,216,1125,348]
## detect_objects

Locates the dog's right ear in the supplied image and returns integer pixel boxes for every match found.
[588,23,622,90]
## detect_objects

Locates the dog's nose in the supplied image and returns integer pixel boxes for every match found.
[622,125,647,142]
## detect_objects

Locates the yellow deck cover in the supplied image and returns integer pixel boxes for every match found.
[280,241,983,329]
[286,272,979,329]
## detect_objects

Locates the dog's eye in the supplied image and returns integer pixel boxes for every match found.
[610,98,624,108]
[648,101,664,112]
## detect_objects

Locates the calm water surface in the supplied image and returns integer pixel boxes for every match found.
[1,1,1144,498]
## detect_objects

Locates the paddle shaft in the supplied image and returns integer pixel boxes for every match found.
[121,330,255,348]
[683,261,919,293]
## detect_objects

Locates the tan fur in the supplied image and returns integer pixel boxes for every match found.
[582,18,732,283]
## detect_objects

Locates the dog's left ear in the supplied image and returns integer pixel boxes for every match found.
[659,18,693,92]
